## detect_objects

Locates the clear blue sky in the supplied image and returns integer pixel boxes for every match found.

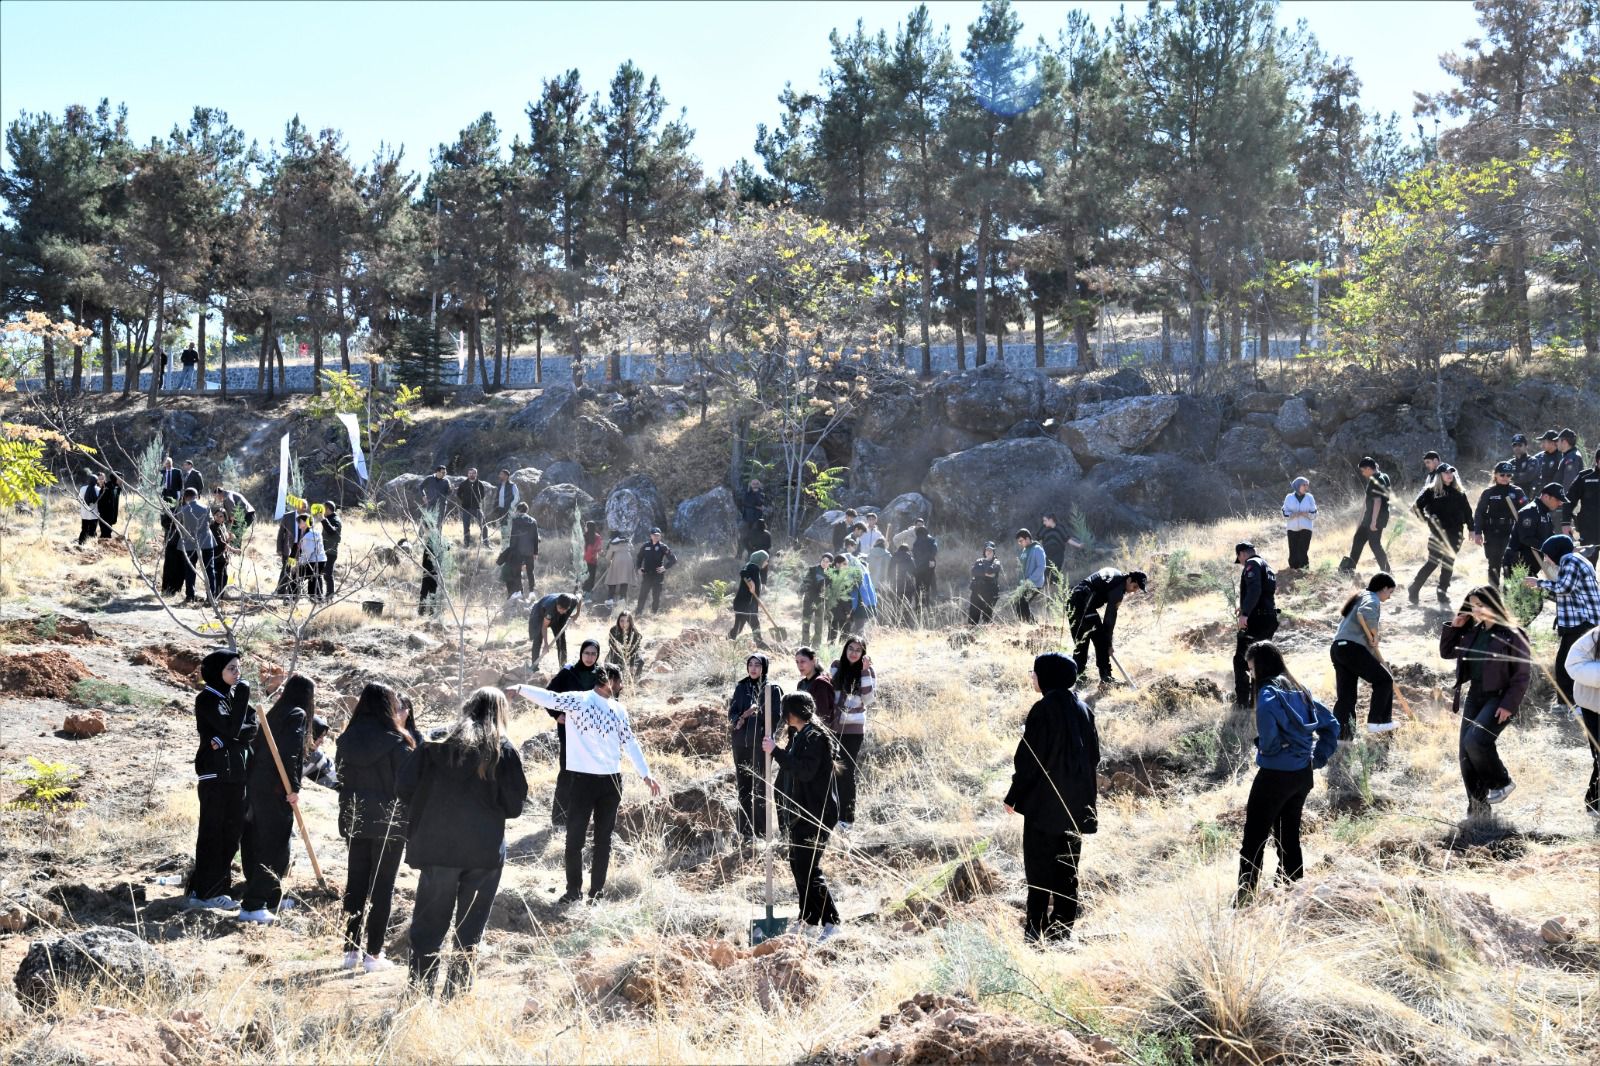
[1,0,1483,176]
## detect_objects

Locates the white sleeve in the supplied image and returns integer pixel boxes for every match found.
[510,685,566,712]
[620,713,651,780]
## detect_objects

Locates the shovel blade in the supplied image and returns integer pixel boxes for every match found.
[749,916,789,944]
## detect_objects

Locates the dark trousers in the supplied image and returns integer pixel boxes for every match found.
[583,560,599,593]
[1410,533,1463,598]
[1022,824,1082,939]
[322,555,337,595]
[419,571,439,615]
[913,569,935,611]
[729,610,765,647]
[188,779,247,901]
[97,517,114,538]
[1016,588,1039,623]
[789,826,840,927]
[1236,765,1312,901]
[1330,640,1393,732]
[607,582,629,602]
[1344,525,1390,572]
[408,864,502,993]
[275,556,298,596]
[506,555,537,595]
[343,836,404,956]
[564,771,622,897]
[1581,708,1599,814]
[1483,534,1510,587]
[299,562,322,601]
[1285,529,1312,570]
[637,573,664,615]
[180,549,202,601]
[210,550,228,594]
[838,732,863,823]
[1068,600,1112,681]
[829,601,850,642]
[78,518,99,545]
[240,799,293,911]
[968,587,997,625]
[1458,692,1513,803]
[732,738,767,838]
[801,599,827,646]
[530,623,569,670]
[551,723,571,827]
[1233,613,1281,706]
[1556,626,1589,710]
[460,508,485,545]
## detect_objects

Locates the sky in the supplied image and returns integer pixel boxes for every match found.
[0,0,1484,177]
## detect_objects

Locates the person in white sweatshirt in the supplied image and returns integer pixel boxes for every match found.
[296,513,328,601]
[1565,624,1600,817]
[1282,477,1317,570]
[508,667,661,902]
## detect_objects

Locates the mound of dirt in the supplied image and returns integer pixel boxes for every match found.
[634,701,727,757]
[577,934,820,1014]
[893,858,1002,929]
[653,627,720,665]
[130,644,204,687]
[1145,675,1226,716]
[49,1006,229,1065]
[616,774,739,858]
[848,993,1120,1065]
[0,616,103,646]
[62,711,107,737]
[1097,754,1184,797]
[1177,620,1234,649]
[0,650,92,700]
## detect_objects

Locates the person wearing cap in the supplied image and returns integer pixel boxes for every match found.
[1421,450,1444,492]
[1282,477,1316,570]
[634,528,677,617]
[1565,446,1600,547]
[1553,429,1584,493]
[1537,430,1562,487]
[1066,568,1147,687]
[1524,534,1600,712]
[1340,458,1392,574]
[1232,544,1280,708]
[1408,464,1473,605]
[1472,464,1527,588]
[1507,434,1539,497]
[968,542,1004,624]
[1504,483,1565,578]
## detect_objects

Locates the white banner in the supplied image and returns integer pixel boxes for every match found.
[337,412,369,483]
[274,433,291,519]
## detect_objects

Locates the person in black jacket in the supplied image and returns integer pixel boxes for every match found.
[729,550,770,649]
[503,503,539,595]
[910,526,938,612]
[238,674,313,924]
[186,649,259,909]
[1409,465,1474,604]
[800,552,834,647]
[456,468,487,547]
[747,518,774,557]
[729,655,783,840]
[1232,543,1280,708]
[1536,429,1562,485]
[1341,457,1392,573]
[634,528,677,616]
[968,543,1003,624]
[1473,463,1528,588]
[96,471,121,538]
[547,639,602,827]
[1066,569,1147,686]
[831,509,857,554]
[1004,653,1099,944]
[528,592,579,669]
[320,502,342,595]
[1037,513,1082,594]
[1553,429,1583,492]
[398,687,528,997]
[764,692,843,940]
[738,479,768,556]
[1504,484,1564,577]
[1508,434,1539,497]
[1565,446,1600,547]
[336,682,419,973]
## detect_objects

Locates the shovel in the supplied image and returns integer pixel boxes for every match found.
[751,593,791,650]
[749,688,789,944]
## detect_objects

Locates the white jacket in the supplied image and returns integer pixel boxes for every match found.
[77,484,101,520]
[1283,491,1317,532]
[1565,626,1600,713]
[298,527,327,564]
[510,685,651,779]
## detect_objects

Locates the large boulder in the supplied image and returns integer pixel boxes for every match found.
[540,460,591,495]
[1148,395,1224,459]
[605,475,666,543]
[880,492,932,534]
[509,466,544,501]
[848,438,891,503]
[922,439,1083,535]
[1086,455,1241,529]
[1215,425,1288,485]
[1324,406,1449,489]
[15,926,178,1010]
[431,418,497,468]
[673,486,740,547]
[1074,365,1152,404]
[529,484,596,540]
[567,414,626,465]
[1274,397,1317,447]
[1058,395,1183,468]
[507,384,579,435]
[942,364,1049,436]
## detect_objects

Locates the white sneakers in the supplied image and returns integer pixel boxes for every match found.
[1486,782,1516,805]
[835,821,853,834]
[362,954,394,973]
[341,950,361,970]
[186,895,239,911]
[819,924,841,943]
[1367,722,1399,734]
[236,908,275,924]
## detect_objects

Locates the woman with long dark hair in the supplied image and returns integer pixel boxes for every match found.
[336,682,419,973]
[1409,465,1474,605]
[186,649,258,909]
[238,674,314,924]
[1330,573,1398,735]
[547,639,602,827]
[1235,642,1339,905]
[608,610,645,678]
[728,654,783,840]
[1441,584,1531,817]
[582,520,602,595]
[765,691,844,941]
[828,636,875,832]
[398,687,528,996]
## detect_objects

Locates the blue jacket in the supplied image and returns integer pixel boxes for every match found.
[1254,678,1339,771]
[1019,543,1047,589]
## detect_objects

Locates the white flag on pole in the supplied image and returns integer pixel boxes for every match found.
[337,412,369,483]
[274,433,291,519]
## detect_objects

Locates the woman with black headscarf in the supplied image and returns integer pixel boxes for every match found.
[96,472,121,538]
[728,654,783,841]
[1003,653,1100,944]
[186,649,259,909]
[238,674,314,924]
[547,639,602,828]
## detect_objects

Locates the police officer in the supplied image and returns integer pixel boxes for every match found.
[1505,483,1565,577]
[1231,543,1279,708]
[1473,462,1528,587]
[1565,446,1600,547]
[1537,430,1562,486]
[1066,568,1148,686]
[1553,429,1584,492]
[634,527,677,617]
[1508,434,1539,497]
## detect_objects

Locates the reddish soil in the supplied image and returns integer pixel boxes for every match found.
[129,644,204,687]
[0,650,92,700]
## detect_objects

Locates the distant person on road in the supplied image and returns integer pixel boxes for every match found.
[1330,573,1398,736]
[238,674,314,925]
[1232,543,1280,708]
[1473,463,1527,589]
[180,343,198,389]
[968,542,1003,624]
[1340,457,1391,574]
[186,650,258,910]
[1066,568,1147,687]
[1408,464,1473,605]
[1440,585,1530,818]
[1281,477,1316,570]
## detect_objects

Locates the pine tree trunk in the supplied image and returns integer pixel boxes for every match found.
[101,313,115,393]
[256,316,269,393]
[535,326,543,385]
[1075,315,1093,372]
[919,238,933,378]
[42,331,56,388]
[954,313,966,372]
[70,335,83,395]
[275,336,286,391]
[145,278,166,408]
[974,222,989,367]
[218,308,228,399]
[477,319,489,390]
[337,285,351,371]
[312,324,324,396]
[493,292,504,389]
[1161,309,1172,364]
[196,300,207,395]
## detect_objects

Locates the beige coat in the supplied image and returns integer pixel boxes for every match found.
[602,539,635,587]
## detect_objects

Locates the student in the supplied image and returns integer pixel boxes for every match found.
[336,683,419,973]
[297,513,327,601]
[729,550,770,648]
[1066,568,1148,686]
[320,502,342,595]
[968,543,1003,624]
[889,543,916,606]
[829,636,875,832]
[186,650,258,909]
[1330,573,1398,735]
[1564,624,1600,816]
[601,531,633,606]
[1037,513,1082,593]
[1441,586,1531,817]
[1340,457,1392,573]
[456,468,487,547]
[799,552,834,647]
[747,518,773,557]
[96,471,121,538]
[547,639,603,827]
[794,646,837,732]
[728,655,783,840]
[1409,464,1473,604]
[1232,544,1280,708]
[208,509,234,594]
[910,525,938,611]
[238,675,313,924]
[509,667,661,902]
[76,473,105,545]
[1472,463,1528,588]
[1014,529,1048,622]
[1525,534,1600,712]
[1282,477,1316,570]
[581,521,603,595]
[634,528,677,616]
[764,692,844,941]
[831,508,857,554]
[528,592,580,670]
[826,550,860,643]
[738,479,768,556]
[1003,653,1099,944]
[1235,642,1339,905]
[398,688,528,996]
[607,611,645,678]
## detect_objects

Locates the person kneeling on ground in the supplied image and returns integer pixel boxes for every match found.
[398,687,528,997]
[765,692,844,942]
[1004,653,1099,944]
[1441,585,1531,817]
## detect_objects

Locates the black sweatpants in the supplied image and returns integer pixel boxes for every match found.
[239,798,293,911]
[837,733,864,824]
[1285,529,1312,570]
[530,622,569,670]
[1458,692,1513,804]
[343,836,404,957]
[789,826,840,927]
[1410,532,1463,599]
[564,771,622,897]
[1236,765,1312,900]
[636,573,664,615]
[78,518,99,545]
[968,588,997,625]
[1233,613,1281,706]
[188,778,247,901]
[323,552,338,595]
[729,610,765,647]
[1068,599,1112,682]
[1016,588,1040,624]
[732,739,767,838]
[1344,526,1390,573]
[1022,824,1082,939]
[1330,640,1393,732]
[408,864,502,991]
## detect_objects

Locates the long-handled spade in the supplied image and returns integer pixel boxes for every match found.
[749,689,788,944]
[257,710,330,893]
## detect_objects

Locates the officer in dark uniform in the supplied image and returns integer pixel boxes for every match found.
[633,527,677,616]
[1507,434,1539,497]
[1537,430,1563,486]
[1473,462,1527,588]
[1231,542,1280,708]
[1553,429,1584,492]
[1504,483,1566,577]
[1565,446,1600,548]
[1066,568,1147,686]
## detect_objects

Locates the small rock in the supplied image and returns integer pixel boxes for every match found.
[62,711,107,738]
[1540,918,1574,945]
[14,926,178,1010]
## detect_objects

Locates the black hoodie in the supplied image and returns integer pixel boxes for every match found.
[336,711,419,841]
[192,650,258,783]
[247,701,307,803]
[398,736,528,869]
[771,721,840,830]
[1004,654,1100,835]
[728,658,783,752]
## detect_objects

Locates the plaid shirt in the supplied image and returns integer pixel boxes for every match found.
[1537,552,1600,630]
